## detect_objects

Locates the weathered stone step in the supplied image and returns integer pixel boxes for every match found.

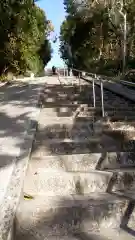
[42,104,82,117]
[43,84,92,92]
[41,92,91,102]
[114,189,135,200]
[34,138,100,146]
[107,115,135,121]
[112,190,135,232]
[30,153,101,172]
[15,232,135,240]
[103,129,135,140]
[37,117,92,129]
[107,169,135,192]
[36,126,93,140]
[98,152,135,170]
[23,170,112,196]
[42,102,80,107]
[80,106,135,112]
[37,116,74,125]
[32,136,135,157]
[79,111,135,120]
[16,193,130,238]
[106,121,135,128]
[30,152,135,173]
[42,99,92,106]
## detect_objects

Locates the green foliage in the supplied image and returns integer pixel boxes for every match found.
[60,0,135,75]
[0,0,52,76]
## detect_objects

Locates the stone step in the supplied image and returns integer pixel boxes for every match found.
[36,116,135,129]
[106,121,135,128]
[41,92,91,102]
[98,152,135,170]
[79,112,135,120]
[43,84,92,92]
[103,129,135,140]
[42,102,80,107]
[15,232,135,240]
[80,106,135,113]
[15,193,130,238]
[35,124,94,140]
[114,189,135,200]
[32,135,135,157]
[107,115,135,121]
[76,116,135,124]
[38,117,93,134]
[107,169,135,193]
[23,169,112,196]
[29,153,101,172]
[111,190,135,233]
[34,137,100,145]
[30,152,135,173]
[41,104,81,117]
[32,138,97,157]
[37,116,74,125]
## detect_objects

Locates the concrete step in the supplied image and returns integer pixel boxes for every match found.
[30,151,135,173]
[35,126,94,141]
[32,135,135,157]
[37,116,74,125]
[103,128,135,140]
[111,190,135,233]
[15,232,135,240]
[114,189,135,200]
[79,111,135,120]
[41,104,81,117]
[15,193,130,239]
[106,121,135,128]
[41,92,92,103]
[107,115,135,121]
[40,105,135,118]
[79,106,135,113]
[43,84,93,93]
[98,152,135,170]
[29,153,102,172]
[23,169,112,196]
[42,102,80,107]
[107,169,135,193]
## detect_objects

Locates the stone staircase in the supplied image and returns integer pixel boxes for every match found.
[15,78,135,240]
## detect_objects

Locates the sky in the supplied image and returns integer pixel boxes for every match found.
[37,0,66,68]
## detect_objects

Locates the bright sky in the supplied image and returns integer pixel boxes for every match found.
[37,0,66,68]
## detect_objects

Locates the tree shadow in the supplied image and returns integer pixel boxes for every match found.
[0,81,42,170]
[0,80,45,234]
[120,200,135,237]
[15,193,119,240]
[2,77,135,239]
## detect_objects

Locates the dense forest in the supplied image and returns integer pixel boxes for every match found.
[0,0,52,77]
[60,0,135,76]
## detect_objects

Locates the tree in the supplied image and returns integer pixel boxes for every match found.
[0,0,52,76]
[60,0,135,75]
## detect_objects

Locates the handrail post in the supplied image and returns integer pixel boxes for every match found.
[92,78,96,108]
[100,79,105,117]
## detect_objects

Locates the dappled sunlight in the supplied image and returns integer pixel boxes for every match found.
[16,193,129,240]
[0,81,42,211]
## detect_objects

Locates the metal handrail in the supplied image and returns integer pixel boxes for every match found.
[70,68,105,117]
[71,67,135,87]
[120,80,135,87]
[58,66,135,117]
